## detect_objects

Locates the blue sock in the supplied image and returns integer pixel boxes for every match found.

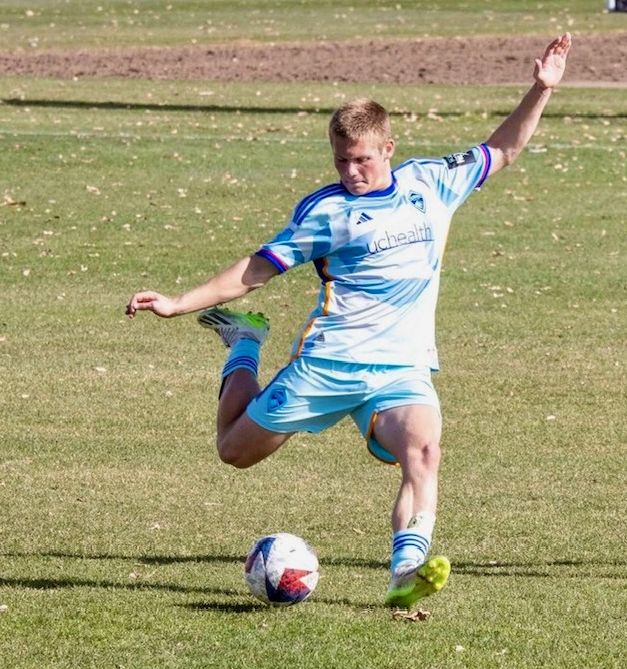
[219,339,261,397]
[391,512,435,573]
[222,338,260,378]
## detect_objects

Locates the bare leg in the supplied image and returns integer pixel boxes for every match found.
[216,368,293,469]
[376,404,450,608]
[217,368,261,434]
[197,307,293,468]
[374,404,442,532]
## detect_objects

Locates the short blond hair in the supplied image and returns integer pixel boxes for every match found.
[328,98,391,148]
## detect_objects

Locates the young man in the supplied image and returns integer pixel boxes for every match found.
[126,34,571,609]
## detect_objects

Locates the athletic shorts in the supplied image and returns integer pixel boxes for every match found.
[246,356,440,465]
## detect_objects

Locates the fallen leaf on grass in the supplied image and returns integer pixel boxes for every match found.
[392,608,430,622]
[1,195,26,207]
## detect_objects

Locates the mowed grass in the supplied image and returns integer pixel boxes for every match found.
[0,0,625,49]
[1,7,627,669]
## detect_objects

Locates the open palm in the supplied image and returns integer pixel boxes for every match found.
[534,32,572,89]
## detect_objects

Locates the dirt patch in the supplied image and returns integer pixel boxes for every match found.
[0,34,626,86]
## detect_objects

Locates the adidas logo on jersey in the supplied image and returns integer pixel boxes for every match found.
[356,212,373,225]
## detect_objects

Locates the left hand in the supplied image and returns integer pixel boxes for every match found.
[534,32,572,90]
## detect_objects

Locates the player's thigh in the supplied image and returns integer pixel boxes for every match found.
[373,403,442,466]
[351,364,441,464]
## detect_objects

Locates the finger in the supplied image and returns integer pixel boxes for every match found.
[556,32,572,54]
[563,37,572,55]
[126,292,153,316]
[133,298,155,311]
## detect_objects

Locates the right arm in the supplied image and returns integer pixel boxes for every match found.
[125,253,280,319]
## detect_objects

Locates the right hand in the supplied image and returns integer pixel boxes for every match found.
[125,290,177,319]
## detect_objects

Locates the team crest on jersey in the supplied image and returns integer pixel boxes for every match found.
[444,151,476,169]
[408,192,426,212]
[267,387,287,412]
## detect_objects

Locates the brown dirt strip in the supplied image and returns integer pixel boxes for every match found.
[0,34,625,86]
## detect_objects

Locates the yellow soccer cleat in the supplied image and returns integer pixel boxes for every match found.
[385,555,451,609]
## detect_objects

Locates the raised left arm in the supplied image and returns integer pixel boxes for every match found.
[486,32,572,176]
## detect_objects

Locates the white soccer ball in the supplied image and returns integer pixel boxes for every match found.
[244,533,319,606]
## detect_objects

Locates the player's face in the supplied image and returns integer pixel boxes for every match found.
[331,135,395,196]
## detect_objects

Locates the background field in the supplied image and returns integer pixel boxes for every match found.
[1,2,626,668]
[0,0,625,49]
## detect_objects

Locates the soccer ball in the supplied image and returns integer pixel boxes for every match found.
[244,533,319,606]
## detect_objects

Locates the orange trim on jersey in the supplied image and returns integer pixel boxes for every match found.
[365,411,378,443]
[291,257,333,359]
[320,257,333,317]
[291,317,316,359]
[366,411,400,467]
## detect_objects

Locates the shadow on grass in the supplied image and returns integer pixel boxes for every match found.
[1,554,625,612]
[1,96,323,115]
[180,599,387,613]
[0,574,385,611]
[4,551,627,577]
[453,558,627,578]
[0,574,236,596]
[180,602,261,613]
[0,550,388,602]
[3,97,625,120]
[2,550,388,570]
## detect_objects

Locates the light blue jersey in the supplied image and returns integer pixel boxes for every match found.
[257,144,491,370]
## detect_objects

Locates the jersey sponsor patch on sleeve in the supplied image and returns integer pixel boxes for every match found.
[444,151,476,169]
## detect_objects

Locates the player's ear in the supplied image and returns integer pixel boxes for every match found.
[382,138,395,161]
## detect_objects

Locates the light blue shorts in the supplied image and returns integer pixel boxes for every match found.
[246,356,440,465]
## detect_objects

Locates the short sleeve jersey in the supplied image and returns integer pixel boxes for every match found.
[256,144,491,370]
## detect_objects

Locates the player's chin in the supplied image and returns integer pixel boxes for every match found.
[343,181,369,196]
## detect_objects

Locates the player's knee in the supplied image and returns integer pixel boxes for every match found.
[217,440,252,469]
[409,438,441,471]
[424,441,441,468]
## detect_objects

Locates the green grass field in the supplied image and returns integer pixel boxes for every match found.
[1,2,627,668]
[0,0,624,48]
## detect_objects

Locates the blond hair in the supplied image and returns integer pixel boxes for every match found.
[328,99,392,148]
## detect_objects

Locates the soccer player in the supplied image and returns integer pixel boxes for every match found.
[126,33,571,609]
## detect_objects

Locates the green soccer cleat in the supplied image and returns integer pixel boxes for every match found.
[385,555,451,609]
[197,307,270,348]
